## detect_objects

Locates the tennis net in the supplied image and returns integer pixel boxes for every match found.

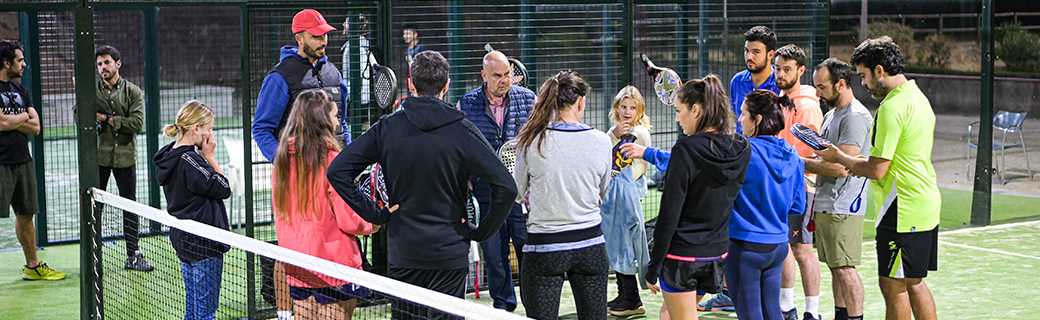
[89,188,527,320]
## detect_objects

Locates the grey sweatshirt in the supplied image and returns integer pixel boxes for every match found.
[514,122,612,235]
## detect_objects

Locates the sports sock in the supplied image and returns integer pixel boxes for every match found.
[848,315,863,320]
[834,306,849,320]
[780,287,795,311]
[805,295,820,317]
[278,310,292,320]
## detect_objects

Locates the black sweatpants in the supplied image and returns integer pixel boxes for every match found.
[98,165,139,256]
[520,244,609,320]
[388,267,468,320]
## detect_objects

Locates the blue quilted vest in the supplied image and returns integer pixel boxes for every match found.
[457,85,534,152]
[458,85,534,201]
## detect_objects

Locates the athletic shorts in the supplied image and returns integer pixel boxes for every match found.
[0,161,39,218]
[876,227,938,279]
[789,192,814,244]
[290,283,371,303]
[657,254,726,293]
[815,213,864,268]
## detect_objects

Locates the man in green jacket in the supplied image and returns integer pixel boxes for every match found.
[94,45,153,271]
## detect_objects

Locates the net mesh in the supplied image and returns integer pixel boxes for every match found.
[92,188,528,320]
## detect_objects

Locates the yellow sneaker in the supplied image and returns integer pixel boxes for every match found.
[23,263,66,281]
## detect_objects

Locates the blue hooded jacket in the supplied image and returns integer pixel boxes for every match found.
[730,136,806,245]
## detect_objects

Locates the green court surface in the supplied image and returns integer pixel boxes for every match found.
[3,188,1039,319]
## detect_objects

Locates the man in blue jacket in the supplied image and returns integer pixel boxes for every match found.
[456,50,534,312]
[252,9,350,162]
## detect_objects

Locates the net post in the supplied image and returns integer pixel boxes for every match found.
[75,3,102,320]
[971,0,994,226]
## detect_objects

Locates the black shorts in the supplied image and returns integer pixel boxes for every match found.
[658,255,725,293]
[290,283,371,303]
[0,161,38,218]
[876,227,938,279]
[789,191,814,244]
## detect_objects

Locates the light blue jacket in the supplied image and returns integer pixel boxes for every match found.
[600,167,650,288]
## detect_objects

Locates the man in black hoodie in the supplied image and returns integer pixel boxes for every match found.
[328,50,517,320]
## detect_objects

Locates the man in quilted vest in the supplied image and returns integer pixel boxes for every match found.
[456,50,534,312]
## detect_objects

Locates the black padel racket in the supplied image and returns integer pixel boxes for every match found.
[790,123,831,151]
[641,54,682,105]
[359,163,389,209]
[499,139,519,174]
[368,52,398,109]
[611,134,637,177]
[485,43,529,88]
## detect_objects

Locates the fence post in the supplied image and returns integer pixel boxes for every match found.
[521,0,534,90]
[676,2,688,79]
[239,4,258,318]
[75,2,102,319]
[623,0,633,86]
[20,11,48,247]
[449,1,465,100]
[143,7,162,232]
[698,0,708,77]
[971,0,994,227]
[811,0,830,70]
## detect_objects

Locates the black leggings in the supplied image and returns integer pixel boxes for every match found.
[520,244,608,320]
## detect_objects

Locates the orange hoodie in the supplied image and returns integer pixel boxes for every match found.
[274,145,375,288]
[779,85,824,193]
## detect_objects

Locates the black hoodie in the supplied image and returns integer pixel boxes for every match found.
[328,96,518,271]
[645,132,751,285]
[154,142,232,263]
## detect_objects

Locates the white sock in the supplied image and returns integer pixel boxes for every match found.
[779,288,795,311]
[806,295,820,317]
[277,310,293,320]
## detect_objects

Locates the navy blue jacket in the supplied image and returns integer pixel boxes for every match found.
[457,85,534,202]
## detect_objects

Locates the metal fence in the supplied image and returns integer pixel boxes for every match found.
[0,1,827,318]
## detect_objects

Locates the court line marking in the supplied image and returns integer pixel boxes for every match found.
[937,240,1040,260]
[860,220,1040,247]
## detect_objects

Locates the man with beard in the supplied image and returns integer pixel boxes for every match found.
[773,44,823,320]
[730,25,780,134]
[91,45,154,272]
[455,50,534,313]
[0,40,65,281]
[806,58,871,320]
[251,9,350,320]
[815,37,940,320]
[403,24,430,59]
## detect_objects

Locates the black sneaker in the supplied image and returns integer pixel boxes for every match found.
[125,251,155,272]
[608,299,645,317]
[607,293,625,310]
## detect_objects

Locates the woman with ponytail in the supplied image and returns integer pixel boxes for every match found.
[153,100,231,320]
[727,90,806,320]
[643,75,751,320]
[513,70,612,320]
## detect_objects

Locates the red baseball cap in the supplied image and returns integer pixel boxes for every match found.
[292,9,336,36]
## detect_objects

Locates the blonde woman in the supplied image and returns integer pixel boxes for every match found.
[604,86,652,316]
[154,100,231,320]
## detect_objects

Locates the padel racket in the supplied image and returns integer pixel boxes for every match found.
[359,163,389,209]
[641,53,682,105]
[498,139,519,174]
[611,134,637,177]
[484,43,529,88]
[368,52,398,109]
[790,123,831,151]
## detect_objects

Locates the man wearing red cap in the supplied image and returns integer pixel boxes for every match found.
[250,9,352,320]
[253,9,351,163]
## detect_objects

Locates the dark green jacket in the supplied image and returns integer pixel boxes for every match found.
[96,78,144,168]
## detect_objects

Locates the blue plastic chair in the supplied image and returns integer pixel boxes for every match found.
[967,110,1033,184]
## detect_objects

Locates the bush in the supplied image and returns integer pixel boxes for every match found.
[996,22,1040,73]
[856,21,918,63]
[919,33,953,68]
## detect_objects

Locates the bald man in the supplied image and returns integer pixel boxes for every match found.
[456,51,534,312]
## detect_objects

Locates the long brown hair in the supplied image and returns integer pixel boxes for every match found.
[273,89,341,222]
[516,70,589,157]
[675,74,730,134]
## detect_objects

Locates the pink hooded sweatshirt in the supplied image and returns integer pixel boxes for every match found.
[274,144,375,288]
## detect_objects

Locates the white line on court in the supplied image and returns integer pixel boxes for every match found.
[937,240,1040,260]
[859,220,1040,247]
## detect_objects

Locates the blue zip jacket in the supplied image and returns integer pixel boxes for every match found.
[253,46,351,162]
[730,136,805,245]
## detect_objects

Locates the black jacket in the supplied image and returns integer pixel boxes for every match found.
[646,133,751,284]
[154,143,232,263]
[328,96,518,270]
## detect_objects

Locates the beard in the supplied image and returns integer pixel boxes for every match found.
[776,78,795,90]
[303,42,326,60]
[747,61,767,74]
[868,77,889,100]
[820,91,839,107]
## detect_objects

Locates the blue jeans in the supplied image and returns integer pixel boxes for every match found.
[182,255,224,320]
[479,202,526,311]
[725,240,787,320]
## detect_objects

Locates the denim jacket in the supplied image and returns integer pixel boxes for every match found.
[600,167,649,288]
